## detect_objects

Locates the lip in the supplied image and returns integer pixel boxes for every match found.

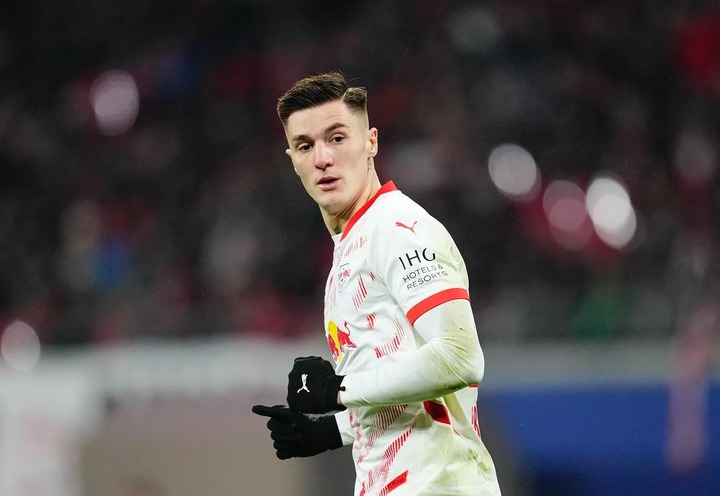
[317,176,340,191]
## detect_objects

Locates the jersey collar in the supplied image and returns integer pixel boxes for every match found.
[340,181,397,241]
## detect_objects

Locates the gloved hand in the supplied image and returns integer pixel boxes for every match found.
[287,356,346,414]
[251,404,343,459]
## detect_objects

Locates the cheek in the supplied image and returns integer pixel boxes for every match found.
[296,169,311,186]
[292,159,307,178]
[295,168,317,194]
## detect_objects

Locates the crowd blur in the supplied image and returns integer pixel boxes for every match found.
[1,0,719,346]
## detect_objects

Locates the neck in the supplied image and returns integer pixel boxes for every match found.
[323,171,382,237]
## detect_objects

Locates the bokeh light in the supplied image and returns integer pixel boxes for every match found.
[542,180,593,250]
[1,320,41,371]
[674,129,717,186]
[488,143,541,201]
[90,70,140,136]
[586,176,637,249]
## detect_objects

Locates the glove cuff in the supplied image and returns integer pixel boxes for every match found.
[316,414,343,451]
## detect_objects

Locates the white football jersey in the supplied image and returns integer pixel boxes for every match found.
[325,182,501,496]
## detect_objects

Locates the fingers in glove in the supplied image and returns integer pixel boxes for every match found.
[270,431,303,444]
[252,404,294,420]
[276,449,296,460]
[267,418,296,434]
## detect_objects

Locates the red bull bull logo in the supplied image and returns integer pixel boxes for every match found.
[327,320,357,363]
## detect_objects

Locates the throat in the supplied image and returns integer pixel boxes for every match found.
[324,178,378,237]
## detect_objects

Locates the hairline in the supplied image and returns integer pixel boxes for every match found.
[277,72,368,125]
[282,98,370,134]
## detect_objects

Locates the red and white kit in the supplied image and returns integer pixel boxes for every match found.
[325,182,501,496]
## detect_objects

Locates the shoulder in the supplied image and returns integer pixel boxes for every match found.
[368,191,452,248]
[373,191,446,238]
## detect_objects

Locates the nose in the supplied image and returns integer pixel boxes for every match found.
[313,142,333,170]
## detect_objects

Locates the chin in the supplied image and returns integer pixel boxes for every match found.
[319,201,342,214]
[318,196,346,215]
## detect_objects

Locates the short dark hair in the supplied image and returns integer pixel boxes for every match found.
[277,71,367,125]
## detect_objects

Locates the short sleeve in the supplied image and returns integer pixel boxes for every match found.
[371,209,470,325]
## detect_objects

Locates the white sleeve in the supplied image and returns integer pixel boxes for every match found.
[338,211,484,407]
[373,211,470,317]
[339,298,484,407]
[333,410,355,446]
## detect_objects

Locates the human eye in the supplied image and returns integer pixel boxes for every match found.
[297,143,311,152]
[330,134,345,144]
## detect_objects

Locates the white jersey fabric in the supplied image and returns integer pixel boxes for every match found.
[324,181,501,496]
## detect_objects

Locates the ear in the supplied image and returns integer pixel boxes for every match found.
[368,128,379,158]
[285,149,299,175]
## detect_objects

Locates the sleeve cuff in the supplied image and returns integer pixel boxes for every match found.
[333,409,355,446]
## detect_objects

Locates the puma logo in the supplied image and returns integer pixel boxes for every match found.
[395,221,418,235]
[297,373,310,393]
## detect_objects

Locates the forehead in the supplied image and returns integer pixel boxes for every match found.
[285,99,364,137]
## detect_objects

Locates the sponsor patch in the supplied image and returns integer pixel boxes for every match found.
[397,248,436,270]
[402,263,449,290]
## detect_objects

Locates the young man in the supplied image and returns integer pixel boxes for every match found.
[252,72,501,495]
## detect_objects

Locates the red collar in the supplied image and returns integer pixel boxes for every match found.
[340,181,398,241]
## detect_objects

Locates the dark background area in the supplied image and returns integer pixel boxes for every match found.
[3,0,720,348]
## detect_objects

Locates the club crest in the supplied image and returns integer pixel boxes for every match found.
[337,263,351,293]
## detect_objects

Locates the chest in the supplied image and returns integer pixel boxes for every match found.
[323,235,411,367]
[325,234,383,315]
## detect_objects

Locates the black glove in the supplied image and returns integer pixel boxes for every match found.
[287,356,346,414]
[251,404,343,459]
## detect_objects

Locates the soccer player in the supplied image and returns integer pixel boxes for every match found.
[252,72,502,495]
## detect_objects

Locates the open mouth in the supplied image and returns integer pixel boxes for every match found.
[318,177,339,186]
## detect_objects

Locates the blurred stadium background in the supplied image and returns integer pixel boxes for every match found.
[1,1,720,495]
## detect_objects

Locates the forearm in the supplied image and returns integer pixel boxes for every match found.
[339,299,484,407]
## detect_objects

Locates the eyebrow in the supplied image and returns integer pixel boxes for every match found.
[290,122,348,143]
